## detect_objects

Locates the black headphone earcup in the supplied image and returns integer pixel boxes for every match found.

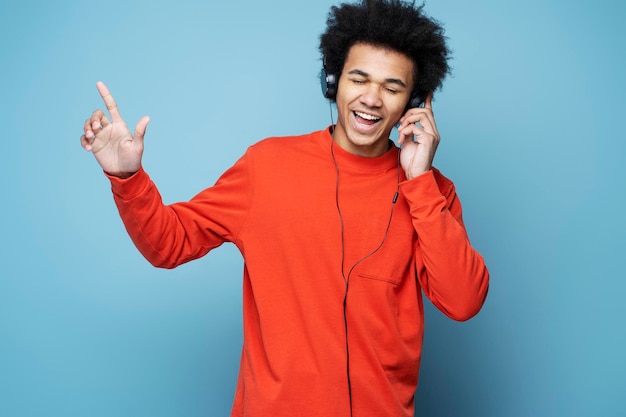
[320,68,337,99]
[407,95,424,109]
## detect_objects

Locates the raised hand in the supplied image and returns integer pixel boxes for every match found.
[80,81,150,178]
[396,93,440,180]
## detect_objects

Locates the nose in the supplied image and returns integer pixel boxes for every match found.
[360,84,383,108]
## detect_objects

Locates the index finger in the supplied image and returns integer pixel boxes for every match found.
[96,81,123,122]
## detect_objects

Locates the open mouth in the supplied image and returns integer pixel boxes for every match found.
[354,111,381,126]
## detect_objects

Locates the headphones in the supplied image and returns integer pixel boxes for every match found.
[320,59,426,109]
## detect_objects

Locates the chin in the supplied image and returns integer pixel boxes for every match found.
[352,127,390,145]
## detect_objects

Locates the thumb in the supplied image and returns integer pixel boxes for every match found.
[134,116,150,142]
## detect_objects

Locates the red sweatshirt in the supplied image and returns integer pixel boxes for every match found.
[108,128,489,417]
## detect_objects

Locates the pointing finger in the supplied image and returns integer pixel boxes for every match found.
[96,81,123,122]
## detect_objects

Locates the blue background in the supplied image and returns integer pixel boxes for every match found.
[1,0,625,416]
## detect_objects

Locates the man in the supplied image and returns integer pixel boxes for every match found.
[80,1,489,416]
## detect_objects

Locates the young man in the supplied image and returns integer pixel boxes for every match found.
[80,1,489,416]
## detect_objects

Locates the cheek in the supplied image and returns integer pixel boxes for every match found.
[389,100,408,118]
[336,92,358,118]
[337,86,356,106]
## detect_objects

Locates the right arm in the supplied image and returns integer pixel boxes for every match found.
[107,159,253,269]
[81,82,252,268]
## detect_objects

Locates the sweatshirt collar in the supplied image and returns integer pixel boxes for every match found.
[320,126,399,174]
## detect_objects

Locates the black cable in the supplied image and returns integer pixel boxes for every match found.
[330,137,400,417]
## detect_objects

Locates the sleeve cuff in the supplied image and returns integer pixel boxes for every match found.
[399,169,447,220]
[105,167,152,202]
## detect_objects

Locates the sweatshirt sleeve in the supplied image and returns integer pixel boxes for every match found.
[399,169,489,321]
[107,151,254,269]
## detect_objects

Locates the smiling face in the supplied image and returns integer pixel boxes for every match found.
[333,43,415,157]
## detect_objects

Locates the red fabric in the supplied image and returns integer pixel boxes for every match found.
[108,128,489,417]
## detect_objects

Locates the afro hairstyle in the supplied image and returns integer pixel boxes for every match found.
[319,0,451,102]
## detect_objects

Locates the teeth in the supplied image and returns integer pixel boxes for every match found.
[355,111,380,121]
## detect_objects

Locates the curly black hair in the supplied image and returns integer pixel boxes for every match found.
[319,0,451,102]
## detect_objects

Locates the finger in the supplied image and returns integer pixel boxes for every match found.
[399,123,420,137]
[80,134,94,151]
[84,117,95,139]
[96,81,123,122]
[397,130,407,145]
[100,116,112,128]
[90,112,111,132]
[398,110,428,131]
[133,116,150,142]
[397,124,423,145]
[398,108,438,137]
[399,121,440,147]
[86,110,108,138]
[424,91,434,109]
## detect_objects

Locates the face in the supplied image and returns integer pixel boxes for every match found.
[333,43,415,157]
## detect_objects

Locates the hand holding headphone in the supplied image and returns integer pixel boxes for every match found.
[396,92,440,179]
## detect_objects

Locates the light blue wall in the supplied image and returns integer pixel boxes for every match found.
[1,1,624,416]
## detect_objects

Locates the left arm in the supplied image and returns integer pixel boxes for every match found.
[398,94,489,320]
[401,170,489,321]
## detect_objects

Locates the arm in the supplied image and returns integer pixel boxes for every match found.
[106,157,252,269]
[401,170,489,321]
[396,94,488,320]
[81,82,252,268]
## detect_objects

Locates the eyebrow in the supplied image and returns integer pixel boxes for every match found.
[347,69,408,89]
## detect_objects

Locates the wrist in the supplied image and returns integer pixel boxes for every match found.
[406,166,431,181]
[104,169,139,180]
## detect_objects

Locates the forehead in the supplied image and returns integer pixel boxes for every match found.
[342,43,415,84]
